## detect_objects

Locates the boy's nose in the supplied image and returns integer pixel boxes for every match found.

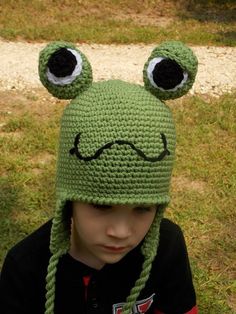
[106,220,132,239]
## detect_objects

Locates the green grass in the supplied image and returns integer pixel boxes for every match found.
[0,0,235,45]
[167,93,236,313]
[0,89,235,313]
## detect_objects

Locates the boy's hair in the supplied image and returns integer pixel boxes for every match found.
[38,40,198,314]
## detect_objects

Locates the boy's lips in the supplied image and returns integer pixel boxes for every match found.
[100,245,128,252]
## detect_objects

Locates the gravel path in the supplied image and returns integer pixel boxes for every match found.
[0,40,235,96]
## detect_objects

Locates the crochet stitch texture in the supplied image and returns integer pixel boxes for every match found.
[38,40,198,314]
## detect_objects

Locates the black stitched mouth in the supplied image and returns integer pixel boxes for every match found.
[69,133,170,162]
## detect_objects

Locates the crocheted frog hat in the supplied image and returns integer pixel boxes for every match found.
[38,40,197,314]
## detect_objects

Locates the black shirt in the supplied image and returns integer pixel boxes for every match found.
[0,218,197,314]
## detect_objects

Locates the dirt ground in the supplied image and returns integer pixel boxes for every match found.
[0,39,235,97]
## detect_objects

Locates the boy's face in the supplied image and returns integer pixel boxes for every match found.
[69,202,156,270]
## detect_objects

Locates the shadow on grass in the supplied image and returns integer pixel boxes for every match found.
[0,172,54,268]
[0,177,25,266]
[216,31,236,46]
[168,0,236,45]
[176,0,236,23]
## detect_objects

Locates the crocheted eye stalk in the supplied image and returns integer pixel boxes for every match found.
[38,41,93,99]
[38,41,198,314]
[143,41,198,100]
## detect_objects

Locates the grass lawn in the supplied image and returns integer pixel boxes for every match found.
[0,0,236,312]
[0,88,235,313]
[0,0,235,46]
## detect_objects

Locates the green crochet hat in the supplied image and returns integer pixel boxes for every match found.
[38,40,198,314]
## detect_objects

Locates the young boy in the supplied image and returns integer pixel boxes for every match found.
[0,40,198,314]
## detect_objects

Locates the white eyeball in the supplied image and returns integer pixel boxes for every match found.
[46,48,83,86]
[146,57,188,91]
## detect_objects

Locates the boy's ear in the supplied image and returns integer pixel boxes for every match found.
[38,41,93,99]
[143,41,198,100]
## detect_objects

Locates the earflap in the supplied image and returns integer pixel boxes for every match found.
[122,205,165,314]
[49,198,71,254]
[143,41,198,100]
[45,198,71,314]
[39,41,93,99]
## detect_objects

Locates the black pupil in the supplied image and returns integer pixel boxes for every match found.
[47,48,77,77]
[152,58,184,90]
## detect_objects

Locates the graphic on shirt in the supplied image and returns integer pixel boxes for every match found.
[113,293,155,314]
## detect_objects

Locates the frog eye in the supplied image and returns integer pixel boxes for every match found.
[146,57,188,91]
[39,42,93,99]
[46,48,82,85]
[143,41,198,100]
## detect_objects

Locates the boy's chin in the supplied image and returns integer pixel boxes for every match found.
[99,251,129,265]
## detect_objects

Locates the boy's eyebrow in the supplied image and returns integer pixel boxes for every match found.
[135,205,151,208]
[91,204,112,209]
[90,204,154,210]
[134,203,154,208]
[134,205,153,210]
